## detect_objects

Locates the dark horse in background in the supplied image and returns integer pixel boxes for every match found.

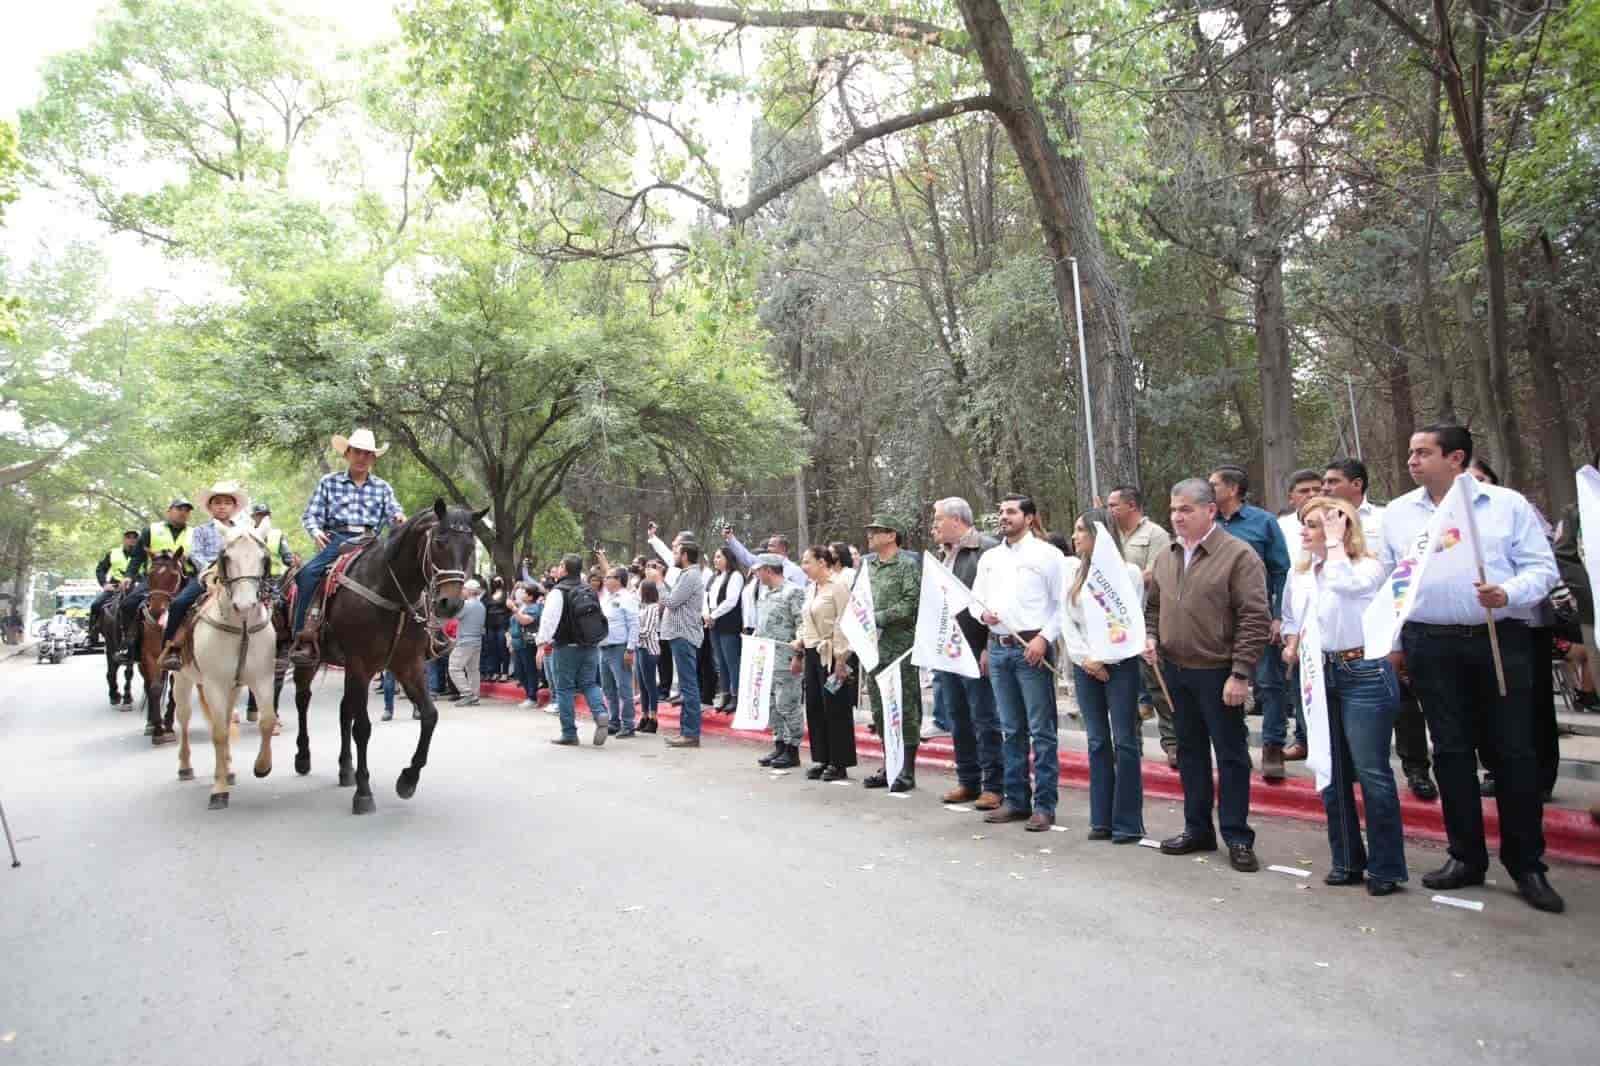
[288,499,478,815]
[95,587,135,709]
[137,550,185,744]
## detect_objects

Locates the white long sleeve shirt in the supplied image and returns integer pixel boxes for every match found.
[706,570,745,620]
[1059,557,1145,667]
[1280,553,1386,652]
[535,587,565,646]
[970,532,1063,642]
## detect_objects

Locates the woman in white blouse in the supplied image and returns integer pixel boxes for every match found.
[704,547,746,713]
[1281,496,1408,897]
[1060,510,1147,843]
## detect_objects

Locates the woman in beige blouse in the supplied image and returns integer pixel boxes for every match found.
[795,545,858,779]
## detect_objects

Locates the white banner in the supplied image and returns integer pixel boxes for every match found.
[732,635,777,730]
[911,556,980,677]
[876,649,911,784]
[1578,466,1600,611]
[1362,473,1480,657]
[1292,573,1333,792]
[1078,522,1146,662]
[839,561,881,673]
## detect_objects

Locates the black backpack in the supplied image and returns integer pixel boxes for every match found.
[554,579,609,646]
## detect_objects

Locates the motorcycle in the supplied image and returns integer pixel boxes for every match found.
[36,616,73,664]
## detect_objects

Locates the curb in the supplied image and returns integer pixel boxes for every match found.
[476,678,1600,866]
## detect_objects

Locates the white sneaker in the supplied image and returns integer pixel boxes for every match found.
[518,699,535,710]
[921,725,951,740]
[543,704,559,715]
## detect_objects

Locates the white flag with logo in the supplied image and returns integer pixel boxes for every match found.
[1292,573,1333,792]
[1578,466,1600,607]
[912,556,980,677]
[1363,473,1480,657]
[732,635,777,730]
[876,649,911,784]
[1077,522,1146,663]
[839,562,881,673]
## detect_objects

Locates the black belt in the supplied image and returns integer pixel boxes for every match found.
[1404,620,1525,638]
[991,630,1041,648]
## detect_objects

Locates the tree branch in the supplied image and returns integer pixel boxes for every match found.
[633,1,971,56]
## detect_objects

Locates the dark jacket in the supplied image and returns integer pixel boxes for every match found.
[484,589,510,628]
[1553,503,1592,626]
[942,528,998,654]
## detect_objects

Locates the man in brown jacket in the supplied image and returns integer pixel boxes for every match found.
[1143,477,1271,872]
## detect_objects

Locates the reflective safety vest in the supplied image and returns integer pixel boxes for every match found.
[263,527,285,559]
[106,547,132,582]
[147,522,194,557]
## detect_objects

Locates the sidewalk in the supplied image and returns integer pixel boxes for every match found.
[471,675,1600,865]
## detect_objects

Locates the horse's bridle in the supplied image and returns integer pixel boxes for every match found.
[142,556,184,624]
[385,519,472,657]
[215,545,272,606]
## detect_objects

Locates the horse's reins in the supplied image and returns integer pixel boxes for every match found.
[198,544,272,686]
[336,519,470,672]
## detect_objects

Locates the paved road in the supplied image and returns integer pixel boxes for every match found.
[3,654,1598,1065]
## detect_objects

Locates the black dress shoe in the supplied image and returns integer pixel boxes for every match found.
[1324,869,1364,886]
[1366,879,1403,897]
[758,742,784,767]
[805,764,826,780]
[1406,772,1438,801]
[1421,858,1486,890]
[1514,872,1565,913]
[821,765,849,781]
[1087,828,1112,841]
[550,736,579,746]
[1159,832,1218,855]
[862,768,889,789]
[1227,843,1260,872]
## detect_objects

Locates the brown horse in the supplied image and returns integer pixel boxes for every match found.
[138,550,185,745]
[288,498,479,815]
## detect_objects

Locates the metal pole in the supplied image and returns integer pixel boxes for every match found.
[1069,258,1100,501]
[1346,374,1363,459]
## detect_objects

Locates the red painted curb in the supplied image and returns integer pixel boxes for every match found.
[473,679,1600,864]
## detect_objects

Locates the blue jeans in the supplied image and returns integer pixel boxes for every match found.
[1165,663,1254,847]
[599,644,636,731]
[636,647,660,718]
[987,641,1059,815]
[712,630,741,701]
[932,677,954,732]
[482,623,506,677]
[514,643,539,700]
[1321,657,1407,882]
[1073,658,1146,839]
[551,644,607,739]
[429,654,449,694]
[381,671,396,713]
[292,532,356,632]
[937,670,1002,794]
[163,576,203,642]
[670,638,703,737]
[1257,645,1304,746]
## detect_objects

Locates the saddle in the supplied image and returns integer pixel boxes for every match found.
[285,535,374,628]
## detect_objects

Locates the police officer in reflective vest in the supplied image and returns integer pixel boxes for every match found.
[119,498,196,662]
[87,529,140,646]
[251,502,295,569]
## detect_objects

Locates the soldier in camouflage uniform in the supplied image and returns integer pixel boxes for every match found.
[862,514,923,791]
[751,553,808,769]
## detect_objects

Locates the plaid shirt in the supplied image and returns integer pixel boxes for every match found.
[189,520,227,571]
[301,471,403,537]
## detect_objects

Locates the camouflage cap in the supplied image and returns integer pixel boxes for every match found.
[864,513,908,537]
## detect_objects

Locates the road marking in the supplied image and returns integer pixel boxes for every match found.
[1431,894,1485,912]
[1268,865,1312,879]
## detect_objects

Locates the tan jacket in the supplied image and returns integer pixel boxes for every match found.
[798,572,853,669]
[1144,524,1270,675]
[1121,516,1172,574]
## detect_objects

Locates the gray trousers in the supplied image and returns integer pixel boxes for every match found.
[449,643,482,697]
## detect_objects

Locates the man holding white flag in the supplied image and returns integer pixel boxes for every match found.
[922,498,1003,809]
[1380,424,1562,913]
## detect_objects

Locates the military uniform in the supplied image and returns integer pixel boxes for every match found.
[864,516,923,752]
[755,582,807,746]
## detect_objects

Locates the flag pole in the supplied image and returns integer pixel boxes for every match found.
[1150,653,1178,719]
[1459,479,1507,696]
[1069,257,1099,503]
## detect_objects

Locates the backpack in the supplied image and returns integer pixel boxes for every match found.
[554,579,608,646]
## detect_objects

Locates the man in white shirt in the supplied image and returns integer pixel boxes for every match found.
[1277,468,1324,548]
[1324,457,1437,802]
[1380,424,1563,913]
[971,494,1065,831]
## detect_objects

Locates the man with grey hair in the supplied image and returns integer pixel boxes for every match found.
[930,496,1004,809]
[1144,477,1270,872]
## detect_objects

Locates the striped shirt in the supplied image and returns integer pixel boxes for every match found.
[301,471,403,537]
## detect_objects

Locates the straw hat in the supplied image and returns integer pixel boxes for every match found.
[331,428,389,458]
[197,480,250,517]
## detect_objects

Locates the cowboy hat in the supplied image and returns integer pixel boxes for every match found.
[331,428,390,458]
[197,480,251,517]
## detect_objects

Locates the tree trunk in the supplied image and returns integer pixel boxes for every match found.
[1453,274,1512,473]
[1524,245,1576,516]
[957,0,1139,505]
[1475,190,1529,486]
[1383,302,1416,494]
[793,468,809,550]
[1416,79,1456,422]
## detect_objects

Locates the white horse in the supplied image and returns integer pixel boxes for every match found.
[172,526,277,810]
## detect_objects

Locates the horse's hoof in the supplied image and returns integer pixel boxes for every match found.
[294,753,310,776]
[352,793,376,815]
[254,763,271,779]
[395,768,419,799]
[226,772,237,786]
[109,696,121,707]
[152,732,176,747]
[338,769,355,788]
[120,703,132,712]
[177,767,194,781]
[208,792,229,810]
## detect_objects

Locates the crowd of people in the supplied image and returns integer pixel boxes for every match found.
[403,423,1597,916]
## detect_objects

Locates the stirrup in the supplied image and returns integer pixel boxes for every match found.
[288,636,320,666]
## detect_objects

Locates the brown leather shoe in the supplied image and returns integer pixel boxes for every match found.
[1025,812,1055,832]
[983,805,1029,824]
[973,791,1003,811]
[665,735,700,748]
[1262,743,1285,781]
[942,786,980,804]
[1282,741,1308,761]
